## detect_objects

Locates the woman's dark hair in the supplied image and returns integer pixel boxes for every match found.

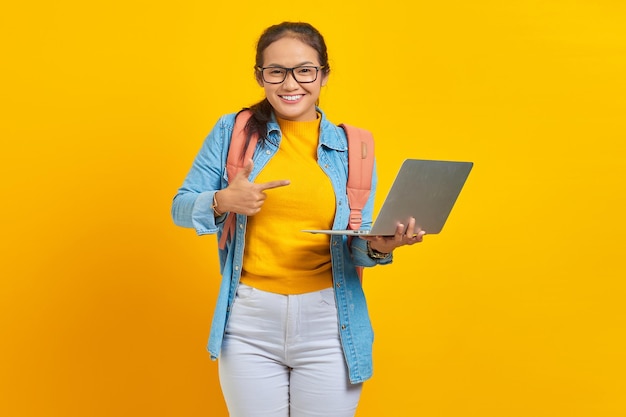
[239,22,330,150]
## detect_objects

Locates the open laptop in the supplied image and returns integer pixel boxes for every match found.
[302,158,473,236]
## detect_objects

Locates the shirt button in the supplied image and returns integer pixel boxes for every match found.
[266,150,271,155]
[341,324,347,330]
[239,223,244,229]
[235,265,239,271]
[336,283,341,288]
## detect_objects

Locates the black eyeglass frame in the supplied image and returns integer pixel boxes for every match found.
[257,66,325,84]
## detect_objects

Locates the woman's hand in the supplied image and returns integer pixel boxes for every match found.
[363,217,425,254]
[215,159,290,216]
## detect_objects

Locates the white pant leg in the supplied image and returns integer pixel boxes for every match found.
[218,284,290,417]
[288,287,363,417]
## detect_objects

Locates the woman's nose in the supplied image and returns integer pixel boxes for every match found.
[282,70,299,89]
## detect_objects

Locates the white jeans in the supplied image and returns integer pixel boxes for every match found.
[218,284,363,417]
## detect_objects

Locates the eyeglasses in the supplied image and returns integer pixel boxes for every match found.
[258,66,324,84]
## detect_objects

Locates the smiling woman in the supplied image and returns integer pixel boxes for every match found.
[170,21,425,417]
[256,36,328,121]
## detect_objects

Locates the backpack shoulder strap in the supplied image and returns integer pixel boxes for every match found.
[339,123,375,231]
[226,110,257,183]
[218,110,258,250]
[339,123,375,283]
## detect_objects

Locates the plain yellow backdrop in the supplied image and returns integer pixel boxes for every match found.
[2,1,625,416]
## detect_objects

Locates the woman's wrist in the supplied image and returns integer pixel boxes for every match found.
[211,191,223,216]
[366,240,391,259]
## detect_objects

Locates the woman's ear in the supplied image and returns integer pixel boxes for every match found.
[321,73,329,87]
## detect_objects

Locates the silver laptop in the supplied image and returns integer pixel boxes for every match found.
[302,158,473,236]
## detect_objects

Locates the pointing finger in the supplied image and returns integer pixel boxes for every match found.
[258,179,291,191]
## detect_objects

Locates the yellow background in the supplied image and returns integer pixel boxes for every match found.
[2,1,625,416]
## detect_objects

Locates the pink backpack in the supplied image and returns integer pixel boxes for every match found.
[218,110,374,279]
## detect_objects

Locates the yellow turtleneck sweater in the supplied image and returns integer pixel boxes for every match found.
[239,116,335,295]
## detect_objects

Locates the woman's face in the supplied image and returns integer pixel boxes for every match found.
[258,37,327,121]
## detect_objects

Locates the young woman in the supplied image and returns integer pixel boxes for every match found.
[172,21,424,417]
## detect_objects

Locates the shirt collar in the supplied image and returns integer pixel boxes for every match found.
[265,107,347,151]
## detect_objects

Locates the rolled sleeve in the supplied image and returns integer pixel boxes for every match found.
[351,237,393,267]
[191,191,220,235]
[171,113,236,235]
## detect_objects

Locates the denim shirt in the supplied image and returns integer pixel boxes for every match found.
[171,108,393,384]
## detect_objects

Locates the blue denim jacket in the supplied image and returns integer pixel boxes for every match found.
[171,108,393,383]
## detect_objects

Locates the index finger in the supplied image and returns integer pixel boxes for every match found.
[257,179,291,191]
[404,217,425,237]
[403,217,417,235]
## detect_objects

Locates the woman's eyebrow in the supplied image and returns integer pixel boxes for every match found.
[264,61,316,67]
